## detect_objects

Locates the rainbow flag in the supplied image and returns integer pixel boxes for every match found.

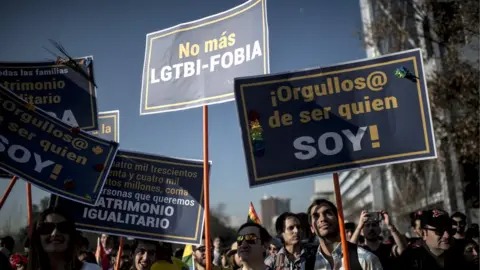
[182,245,195,269]
[247,202,261,224]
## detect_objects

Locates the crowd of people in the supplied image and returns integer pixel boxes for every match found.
[0,199,478,270]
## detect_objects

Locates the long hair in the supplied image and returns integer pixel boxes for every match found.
[27,207,83,270]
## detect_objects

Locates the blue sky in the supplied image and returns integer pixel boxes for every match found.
[0,0,365,228]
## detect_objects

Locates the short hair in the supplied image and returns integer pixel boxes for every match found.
[131,239,161,254]
[345,222,356,231]
[451,212,467,221]
[275,212,299,235]
[237,222,272,244]
[307,199,338,224]
[0,236,15,252]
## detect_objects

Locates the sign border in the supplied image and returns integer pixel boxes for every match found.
[0,85,117,205]
[94,110,120,142]
[54,152,207,245]
[0,56,99,131]
[140,0,270,115]
[236,49,437,186]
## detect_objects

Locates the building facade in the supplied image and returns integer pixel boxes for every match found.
[311,178,335,203]
[342,0,476,231]
[260,195,291,235]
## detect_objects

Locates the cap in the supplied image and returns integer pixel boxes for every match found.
[420,209,450,228]
[226,242,238,257]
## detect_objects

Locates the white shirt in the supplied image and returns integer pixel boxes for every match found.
[81,262,102,270]
[314,243,383,270]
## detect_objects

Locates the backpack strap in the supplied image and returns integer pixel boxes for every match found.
[304,244,318,270]
[347,242,363,270]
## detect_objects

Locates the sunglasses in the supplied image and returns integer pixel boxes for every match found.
[237,234,258,245]
[423,227,455,236]
[37,222,72,235]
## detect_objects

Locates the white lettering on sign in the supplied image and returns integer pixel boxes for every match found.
[46,110,78,127]
[150,40,262,83]
[0,135,55,173]
[293,126,368,160]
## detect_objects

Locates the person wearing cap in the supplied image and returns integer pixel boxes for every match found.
[150,241,189,270]
[226,242,242,269]
[398,209,457,270]
[264,237,281,269]
[190,236,228,270]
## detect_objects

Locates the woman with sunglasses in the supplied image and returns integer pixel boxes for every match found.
[26,207,100,270]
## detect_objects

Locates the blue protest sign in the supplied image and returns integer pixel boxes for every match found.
[0,84,119,205]
[53,151,208,245]
[0,170,10,179]
[234,49,437,187]
[89,110,120,142]
[140,0,269,115]
[0,57,98,130]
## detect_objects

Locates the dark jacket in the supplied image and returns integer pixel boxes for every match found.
[0,251,12,270]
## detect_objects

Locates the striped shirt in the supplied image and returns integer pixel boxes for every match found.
[314,243,383,270]
[271,246,308,270]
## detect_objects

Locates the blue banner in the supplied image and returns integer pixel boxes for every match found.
[53,151,208,245]
[0,58,99,130]
[234,49,436,187]
[140,0,269,115]
[0,111,117,180]
[0,85,119,205]
[89,110,120,142]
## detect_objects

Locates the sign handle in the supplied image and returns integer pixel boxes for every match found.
[114,237,124,270]
[203,105,212,270]
[0,176,18,210]
[333,172,351,270]
[26,182,33,236]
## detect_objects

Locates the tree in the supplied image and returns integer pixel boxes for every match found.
[15,196,51,250]
[362,0,479,212]
[209,203,237,246]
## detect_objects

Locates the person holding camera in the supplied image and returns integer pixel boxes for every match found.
[349,210,407,269]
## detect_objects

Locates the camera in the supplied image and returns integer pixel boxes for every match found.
[366,212,383,222]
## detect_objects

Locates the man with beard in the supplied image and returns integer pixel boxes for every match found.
[131,239,158,270]
[236,222,272,270]
[191,237,228,270]
[272,212,306,269]
[398,209,457,270]
[349,210,407,269]
[307,199,382,270]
